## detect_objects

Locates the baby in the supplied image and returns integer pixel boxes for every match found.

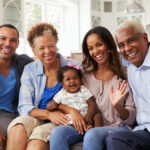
[47,63,102,130]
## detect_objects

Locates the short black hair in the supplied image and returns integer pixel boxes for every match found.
[57,66,82,83]
[0,24,19,38]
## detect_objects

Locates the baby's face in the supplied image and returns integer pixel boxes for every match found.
[62,69,81,93]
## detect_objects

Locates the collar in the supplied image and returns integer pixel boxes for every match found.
[141,45,150,67]
[35,53,63,76]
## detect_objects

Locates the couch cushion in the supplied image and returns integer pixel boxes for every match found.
[70,142,83,150]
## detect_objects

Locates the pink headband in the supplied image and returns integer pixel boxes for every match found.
[67,62,80,70]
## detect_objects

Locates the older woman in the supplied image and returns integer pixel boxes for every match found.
[6,23,79,150]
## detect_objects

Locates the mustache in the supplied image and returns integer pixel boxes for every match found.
[0,46,13,50]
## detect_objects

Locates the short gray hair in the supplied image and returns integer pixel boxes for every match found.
[116,20,145,35]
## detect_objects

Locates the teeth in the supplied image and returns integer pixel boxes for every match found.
[96,54,103,58]
[70,85,76,87]
[45,56,52,59]
[128,52,136,57]
[3,49,9,52]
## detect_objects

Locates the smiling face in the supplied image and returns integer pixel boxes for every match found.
[86,33,110,66]
[33,34,57,66]
[116,27,148,67]
[0,27,19,61]
[62,69,81,93]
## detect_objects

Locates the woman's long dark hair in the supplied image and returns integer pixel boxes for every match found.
[82,26,126,80]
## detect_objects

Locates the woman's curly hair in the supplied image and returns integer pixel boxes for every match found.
[27,23,58,48]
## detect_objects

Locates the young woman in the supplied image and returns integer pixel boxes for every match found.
[82,26,136,150]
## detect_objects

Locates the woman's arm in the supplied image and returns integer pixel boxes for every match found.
[121,83,136,126]
[113,104,129,120]
[18,65,39,116]
[29,108,69,125]
[58,104,87,134]
[84,96,97,124]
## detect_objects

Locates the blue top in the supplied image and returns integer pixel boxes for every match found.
[38,83,62,109]
[0,65,16,112]
[18,53,80,116]
[127,47,150,132]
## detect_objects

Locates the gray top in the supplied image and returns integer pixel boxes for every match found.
[82,72,136,128]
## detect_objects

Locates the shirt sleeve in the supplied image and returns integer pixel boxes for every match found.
[17,65,37,116]
[81,86,93,101]
[53,90,63,104]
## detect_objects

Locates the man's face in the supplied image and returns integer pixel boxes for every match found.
[0,27,19,61]
[116,27,148,67]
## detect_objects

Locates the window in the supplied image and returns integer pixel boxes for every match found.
[17,0,79,57]
[2,0,22,33]
[104,1,112,12]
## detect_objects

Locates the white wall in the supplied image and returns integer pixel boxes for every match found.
[0,1,3,24]
[78,0,91,48]
[62,2,80,56]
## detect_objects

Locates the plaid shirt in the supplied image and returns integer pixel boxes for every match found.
[18,53,80,116]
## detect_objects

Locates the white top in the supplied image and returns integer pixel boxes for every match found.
[53,85,93,117]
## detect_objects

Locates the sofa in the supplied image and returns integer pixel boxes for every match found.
[70,142,83,150]
[49,141,83,150]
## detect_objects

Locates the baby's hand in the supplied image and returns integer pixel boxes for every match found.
[47,100,58,111]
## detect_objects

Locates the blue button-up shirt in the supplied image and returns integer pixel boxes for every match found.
[18,53,80,116]
[127,47,150,132]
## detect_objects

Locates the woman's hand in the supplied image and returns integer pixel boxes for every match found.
[48,111,70,125]
[110,80,129,107]
[70,109,87,134]
[84,114,93,126]
[0,131,5,150]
